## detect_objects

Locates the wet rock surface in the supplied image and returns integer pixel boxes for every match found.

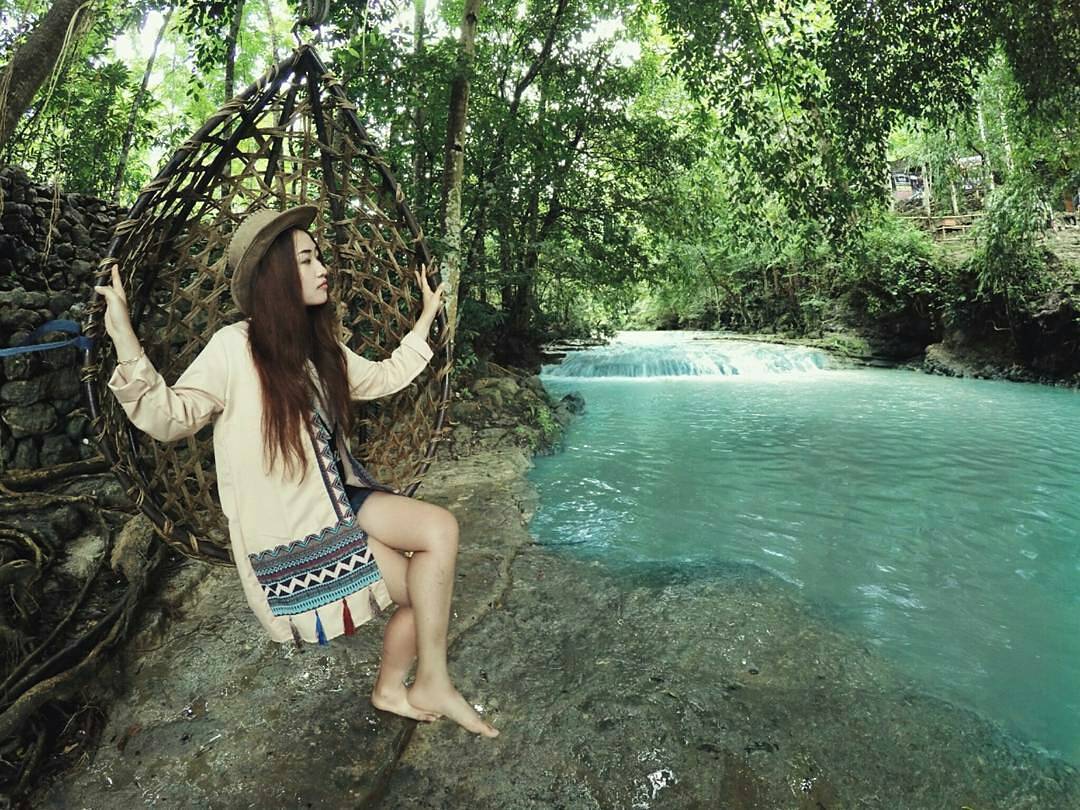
[34,449,539,809]
[35,447,1080,809]
[441,372,565,460]
[918,340,1080,387]
[384,554,1079,809]
[31,382,1080,809]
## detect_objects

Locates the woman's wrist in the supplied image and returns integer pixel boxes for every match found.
[113,331,143,365]
[117,347,144,365]
[414,312,436,337]
[409,326,431,347]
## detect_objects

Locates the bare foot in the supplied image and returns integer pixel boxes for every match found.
[371,682,439,723]
[408,679,499,738]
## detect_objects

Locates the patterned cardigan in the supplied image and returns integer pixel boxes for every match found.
[107,320,433,645]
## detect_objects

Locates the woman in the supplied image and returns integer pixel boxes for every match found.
[94,205,498,738]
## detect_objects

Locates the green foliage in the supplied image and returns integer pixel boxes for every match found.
[456,296,505,354]
[838,214,945,321]
[535,274,622,341]
[428,2,706,354]
[1,0,1073,359]
[174,0,243,81]
[656,0,1079,235]
[969,181,1052,312]
[1,4,159,197]
[993,0,1080,120]
[533,402,560,445]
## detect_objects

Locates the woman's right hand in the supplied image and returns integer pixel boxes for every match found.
[93,263,142,360]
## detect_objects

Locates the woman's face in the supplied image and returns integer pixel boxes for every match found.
[293,229,329,307]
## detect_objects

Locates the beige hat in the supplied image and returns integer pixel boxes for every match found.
[227,205,318,315]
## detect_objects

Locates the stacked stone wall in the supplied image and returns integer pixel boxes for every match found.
[0,165,124,470]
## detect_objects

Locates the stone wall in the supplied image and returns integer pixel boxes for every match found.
[0,165,124,470]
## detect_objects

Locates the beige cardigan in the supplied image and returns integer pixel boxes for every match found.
[107,321,433,645]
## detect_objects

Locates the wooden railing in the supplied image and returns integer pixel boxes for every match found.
[898,211,1079,240]
[897,212,984,240]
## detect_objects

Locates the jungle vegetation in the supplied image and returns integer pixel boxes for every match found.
[1,0,1077,366]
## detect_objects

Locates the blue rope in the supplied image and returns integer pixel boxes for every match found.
[0,319,94,358]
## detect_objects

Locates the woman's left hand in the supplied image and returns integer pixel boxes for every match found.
[415,266,446,323]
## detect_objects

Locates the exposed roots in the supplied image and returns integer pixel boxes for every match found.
[0,458,161,803]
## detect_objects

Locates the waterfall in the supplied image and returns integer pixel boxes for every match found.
[542,332,828,380]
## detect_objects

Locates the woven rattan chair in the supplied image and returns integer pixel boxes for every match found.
[82,44,451,564]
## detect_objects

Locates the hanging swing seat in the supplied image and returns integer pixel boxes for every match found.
[83,44,451,565]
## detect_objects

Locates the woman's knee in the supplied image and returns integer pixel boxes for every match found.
[433,508,459,554]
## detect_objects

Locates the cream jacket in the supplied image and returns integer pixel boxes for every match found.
[107,321,433,644]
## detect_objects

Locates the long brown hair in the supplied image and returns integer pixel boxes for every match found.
[247,228,352,481]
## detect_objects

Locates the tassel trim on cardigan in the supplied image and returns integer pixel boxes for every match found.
[287,591,380,647]
[342,597,355,636]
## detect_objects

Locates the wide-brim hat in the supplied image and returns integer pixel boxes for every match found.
[227,204,318,315]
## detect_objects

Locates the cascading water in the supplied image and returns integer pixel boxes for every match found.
[543,331,828,379]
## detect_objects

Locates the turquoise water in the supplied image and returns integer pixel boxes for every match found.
[531,332,1080,763]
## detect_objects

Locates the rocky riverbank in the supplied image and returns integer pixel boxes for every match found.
[21,368,574,807]
[694,328,1080,387]
[918,337,1080,386]
[29,368,1080,809]
[33,444,543,809]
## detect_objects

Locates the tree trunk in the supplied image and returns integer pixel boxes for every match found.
[507,96,584,341]
[438,0,482,337]
[512,185,542,337]
[411,0,429,218]
[263,0,279,63]
[460,209,485,306]
[998,99,1014,173]
[976,98,995,192]
[702,251,750,327]
[111,9,173,200]
[921,162,932,218]
[0,0,94,150]
[497,213,514,315]
[457,0,569,326]
[224,0,246,102]
[516,81,549,333]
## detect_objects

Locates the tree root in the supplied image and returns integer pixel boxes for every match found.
[0,458,109,493]
[0,458,166,801]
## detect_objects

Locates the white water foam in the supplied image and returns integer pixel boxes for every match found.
[543,331,828,380]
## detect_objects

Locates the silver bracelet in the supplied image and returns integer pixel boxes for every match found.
[117,349,144,366]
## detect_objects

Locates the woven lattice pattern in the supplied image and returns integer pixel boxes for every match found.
[82,46,451,564]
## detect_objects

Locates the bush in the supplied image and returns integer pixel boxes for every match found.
[968,180,1052,314]
[456,297,505,358]
[840,214,946,322]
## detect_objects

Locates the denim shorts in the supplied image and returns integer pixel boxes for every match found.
[345,484,376,517]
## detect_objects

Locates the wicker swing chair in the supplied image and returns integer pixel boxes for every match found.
[82,42,451,565]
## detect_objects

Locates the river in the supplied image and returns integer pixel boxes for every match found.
[532,330,1080,764]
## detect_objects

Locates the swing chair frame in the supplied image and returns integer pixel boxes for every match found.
[82,43,452,565]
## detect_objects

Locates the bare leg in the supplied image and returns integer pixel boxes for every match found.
[370,606,437,722]
[365,536,437,721]
[358,493,499,738]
